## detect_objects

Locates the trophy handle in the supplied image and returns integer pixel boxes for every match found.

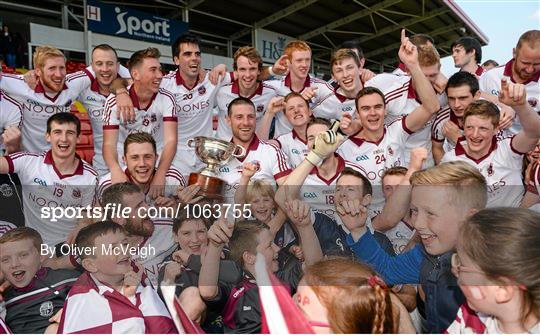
[232,145,246,158]
[187,138,197,148]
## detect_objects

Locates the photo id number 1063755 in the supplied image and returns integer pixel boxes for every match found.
[183,203,252,219]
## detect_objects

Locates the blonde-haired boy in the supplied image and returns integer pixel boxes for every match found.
[347,160,487,333]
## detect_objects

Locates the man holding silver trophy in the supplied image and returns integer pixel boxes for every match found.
[187,97,291,204]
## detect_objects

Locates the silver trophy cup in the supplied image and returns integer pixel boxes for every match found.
[186,136,245,199]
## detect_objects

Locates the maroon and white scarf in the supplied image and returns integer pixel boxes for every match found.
[58,271,176,334]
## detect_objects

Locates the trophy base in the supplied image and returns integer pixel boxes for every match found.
[188,173,225,201]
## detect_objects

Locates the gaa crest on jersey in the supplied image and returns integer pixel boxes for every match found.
[387,146,394,156]
[39,301,54,317]
[0,184,13,197]
[198,86,206,96]
[487,163,494,177]
[528,98,538,108]
[72,188,81,198]
[256,105,264,113]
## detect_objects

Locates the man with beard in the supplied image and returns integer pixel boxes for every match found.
[479,30,540,135]
[101,182,177,286]
[215,46,278,140]
[103,48,178,199]
[0,46,132,153]
[97,132,185,207]
[218,97,291,204]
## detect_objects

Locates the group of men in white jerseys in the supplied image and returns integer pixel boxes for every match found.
[0,26,539,285]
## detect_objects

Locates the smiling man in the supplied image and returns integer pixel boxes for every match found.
[268,40,334,137]
[442,95,540,207]
[479,30,540,134]
[215,47,278,140]
[97,132,185,206]
[103,48,178,199]
[218,97,290,204]
[0,113,98,247]
[77,44,131,175]
[338,33,440,217]
[0,45,132,154]
[312,49,364,122]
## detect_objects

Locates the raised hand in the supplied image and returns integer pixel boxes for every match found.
[241,161,260,178]
[272,55,289,76]
[266,97,285,117]
[499,78,526,106]
[284,199,312,228]
[306,121,347,166]
[207,217,234,247]
[409,147,428,171]
[398,29,418,68]
[301,86,318,101]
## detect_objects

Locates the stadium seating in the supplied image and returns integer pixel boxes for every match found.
[73,111,94,164]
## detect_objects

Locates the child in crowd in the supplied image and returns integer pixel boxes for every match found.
[348,161,488,333]
[295,257,415,334]
[57,221,176,334]
[158,204,240,332]
[447,208,540,333]
[237,164,302,264]
[0,227,79,334]
[199,212,323,333]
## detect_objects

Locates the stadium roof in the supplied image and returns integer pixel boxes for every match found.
[1,0,488,72]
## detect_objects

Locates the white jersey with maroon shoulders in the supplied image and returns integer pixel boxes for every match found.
[218,136,291,203]
[474,65,486,77]
[275,129,309,168]
[266,74,334,137]
[441,136,525,207]
[1,71,92,152]
[0,90,22,153]
[96,167,185,205]
[132,218,177,287]
[338,117,411,215]
[431,106,461,153]
[103,85,177,160]
[365,73,447,168]
[300,154,367,219]
[215,79,278,140]
[311,86,356,121]
[5,150,98,246]
[77,66,130,175]
[432,104,511,154]
[161,70,231,175]
[479,59,540,135]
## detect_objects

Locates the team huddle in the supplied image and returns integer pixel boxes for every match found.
[0,27,539,334]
